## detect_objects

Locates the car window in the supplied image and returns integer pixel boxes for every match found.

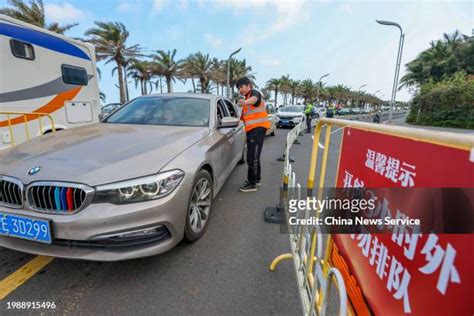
[224,100,238,118]
[105,97,210,127]
[217,99,230,122]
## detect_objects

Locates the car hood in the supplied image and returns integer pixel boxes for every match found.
[0,123,209,186]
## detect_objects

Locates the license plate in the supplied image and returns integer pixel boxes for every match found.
[281,120,289,123]
[0,212,52,244]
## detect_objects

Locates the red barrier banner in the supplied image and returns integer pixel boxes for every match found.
[334,127,474,315]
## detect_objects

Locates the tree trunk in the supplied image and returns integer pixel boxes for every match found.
[140,79,144,95]
[274,89,278,106]
[123,65,129,102]
[117,61,126,104]
[291,93,295,104]
[191,78,196,93]
[167,76,172,93]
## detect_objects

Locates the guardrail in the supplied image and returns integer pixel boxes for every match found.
[267,120,348,315]
[265,121,305,223]
[0,111,55,147]
[270,117,473,315]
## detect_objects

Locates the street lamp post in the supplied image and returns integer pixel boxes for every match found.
[376,19,405,123]
[316,73,329,106]
[226,48,242,99]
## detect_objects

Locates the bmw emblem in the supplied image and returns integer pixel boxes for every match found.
[28,166,42,176]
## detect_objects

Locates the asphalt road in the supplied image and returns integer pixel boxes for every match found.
[0,127,304,315]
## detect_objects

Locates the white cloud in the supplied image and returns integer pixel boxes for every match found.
[204,33,223,48]
[260,57,281,67]
[153,0,168,12]
[166,26,183,41]
[44,3,84,22]
[177,0,189,10]
[234,0,310,45]
[116,1,140,12]
[339,3,352,15]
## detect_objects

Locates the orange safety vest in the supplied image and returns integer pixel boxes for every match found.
[241,91,271,132]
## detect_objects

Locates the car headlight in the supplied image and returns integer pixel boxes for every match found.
[293,116,302,122]
[93,169,185,204]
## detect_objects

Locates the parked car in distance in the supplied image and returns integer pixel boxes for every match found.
[99,103,122,120]
[276,105,305,128]
[265,103,278,136]
[0,94,246,261]
[311,107,326,119]
[326,108,334,118]
[351,107,362,114]
[337,108,351,115]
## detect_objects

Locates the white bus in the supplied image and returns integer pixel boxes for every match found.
[0,15,100,150]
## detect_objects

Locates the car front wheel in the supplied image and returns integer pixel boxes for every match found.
[184,170,213,242]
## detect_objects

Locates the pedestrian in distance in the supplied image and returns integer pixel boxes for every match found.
[236,77,271,192]
[304,102,313,133]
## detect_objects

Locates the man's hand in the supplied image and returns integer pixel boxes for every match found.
[238,99,246,106]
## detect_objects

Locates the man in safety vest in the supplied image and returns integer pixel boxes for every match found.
[236,77,271,192]
[304,102,313,133]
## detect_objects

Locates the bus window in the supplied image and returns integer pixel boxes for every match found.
[62,65,88,85]
[10,39,35,60]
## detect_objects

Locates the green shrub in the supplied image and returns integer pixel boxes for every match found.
[408,75,474,129]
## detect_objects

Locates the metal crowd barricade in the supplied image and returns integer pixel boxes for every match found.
[0,111,55,147]
[270,117,474,315]
[269,119,348,315]
[265,121,305,223]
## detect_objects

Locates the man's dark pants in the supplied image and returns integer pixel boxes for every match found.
[306,114,312,132]
[246,127,266,185]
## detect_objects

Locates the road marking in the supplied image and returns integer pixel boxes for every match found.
[313,128,342,148]
[331,127,344,134]
[0,255,54,299]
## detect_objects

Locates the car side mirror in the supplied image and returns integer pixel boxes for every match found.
[218,117,240,128]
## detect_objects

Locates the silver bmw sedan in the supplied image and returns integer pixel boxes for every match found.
[0,94,246,261]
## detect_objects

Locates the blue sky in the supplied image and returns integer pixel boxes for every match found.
[2,0,472,103]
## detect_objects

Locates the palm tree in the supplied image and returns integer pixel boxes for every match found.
[0,0,78,34]
[229,59,255,96]
[179,59,197,93]
[185,52,215,93]
[151,49,183,93]
[287,79,301,104]
[210,59,226,96]
[260,88,271,102]
[400,30,472,89]
[279,75,291,105]
[85,21,142,103]
[265,78,282,107]
[127,60,154,95]
[298,79,316,103]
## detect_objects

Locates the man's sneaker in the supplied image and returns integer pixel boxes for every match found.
[256,181,262,186]
[239,181,257,192]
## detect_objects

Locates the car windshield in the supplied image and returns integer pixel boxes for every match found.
[279,106,303,112]
[105,97,210,127]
